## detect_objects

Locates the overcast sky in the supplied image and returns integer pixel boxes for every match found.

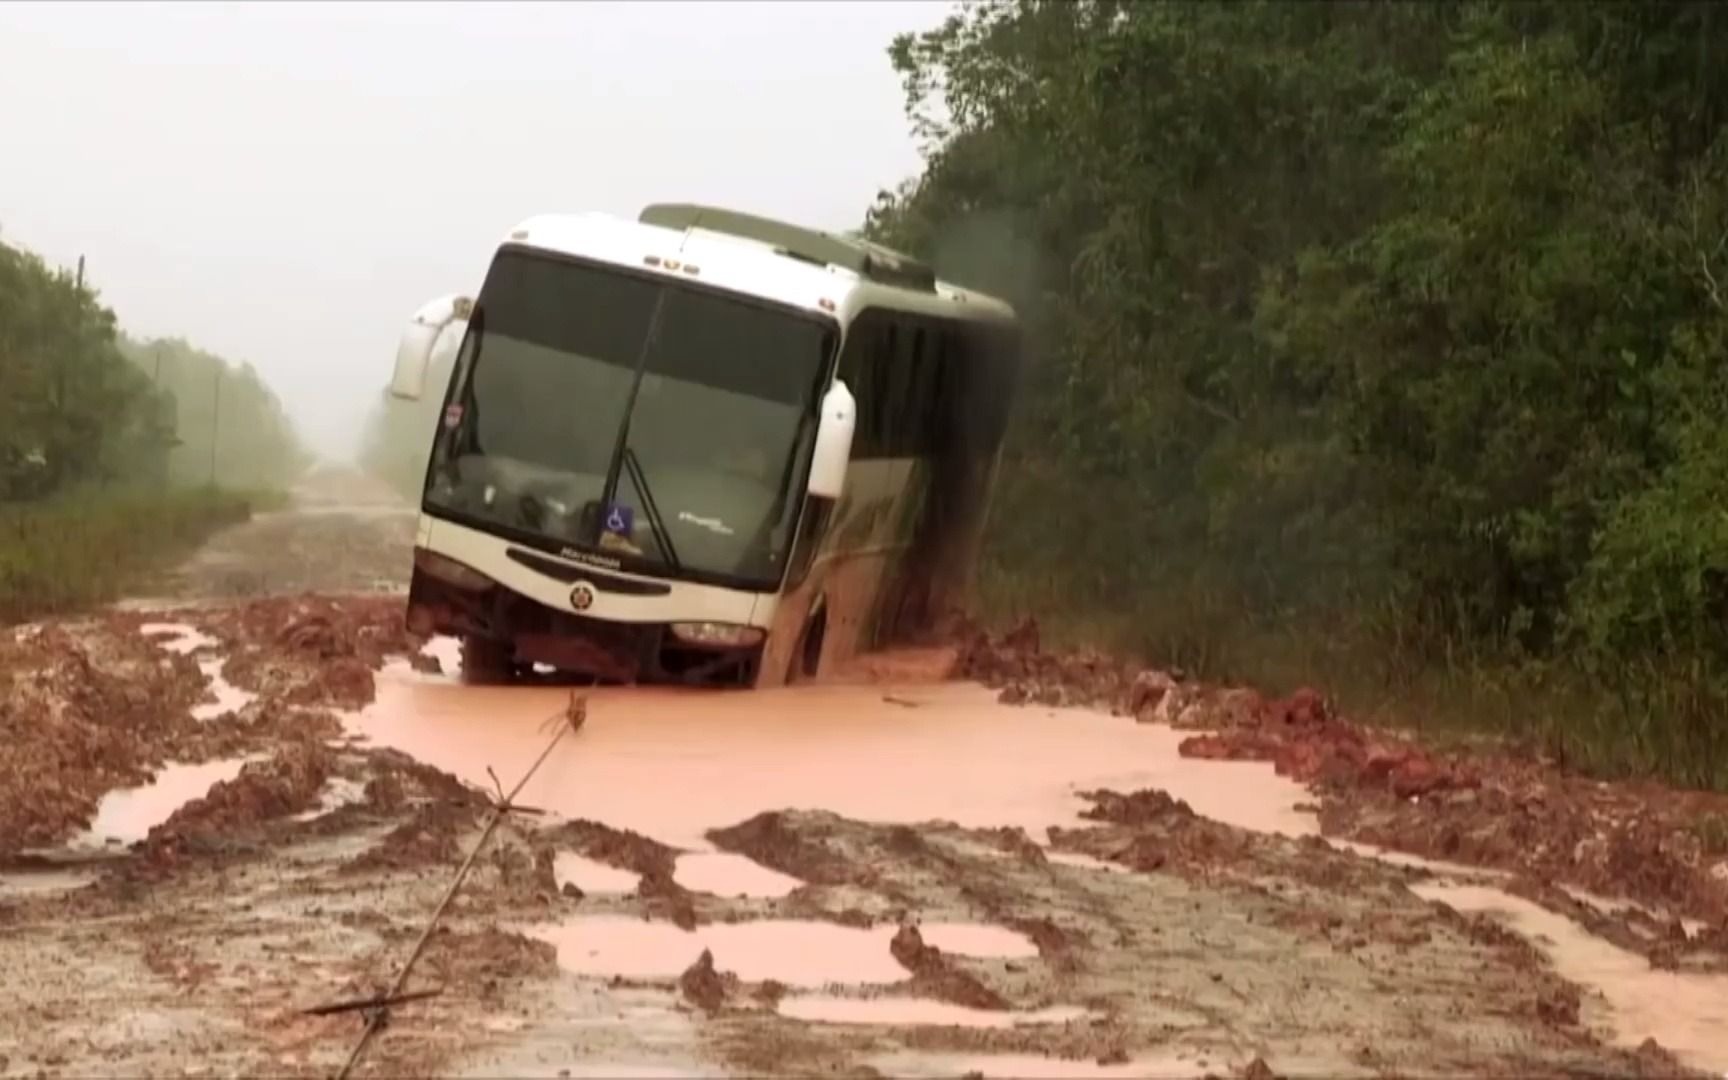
[0,0,952,458]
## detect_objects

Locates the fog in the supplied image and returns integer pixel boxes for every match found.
[0,0,950,460]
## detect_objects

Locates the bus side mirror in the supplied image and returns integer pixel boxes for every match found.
[807,380,856,500]
[390,294,473,401]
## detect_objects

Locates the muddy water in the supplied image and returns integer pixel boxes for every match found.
[191,656,257,721]
[529,913,1037,988]
[1413,883,1728,1072]
[532,916,914,985]
[350,661,1317,849]
[867,1050,1216,1079]
[352,653,1728,1070]
[777,996,1090,1029]
[138,622,217,655]
[554,852,641,894]
[72,756,261,848]
[672,852,802,898]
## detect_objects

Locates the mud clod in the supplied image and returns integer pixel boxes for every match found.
[890,923,1008,1011]
[709,811,861,886]
[891,923,937,970]
[637,868,698,930]
[753,979,788,1006]
[550,819,677,878]
[961,618,1728,954]
[344,798,478,874]
[1080,788,1195,825]
[1240,1058,1279,1080]
[679,948,731,1014]
[143,739,333,858]
[0,623,207,854]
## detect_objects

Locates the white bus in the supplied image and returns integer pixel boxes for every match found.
[387,203,1021,687]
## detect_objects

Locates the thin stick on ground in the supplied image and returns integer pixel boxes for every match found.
[332,692,589,1080]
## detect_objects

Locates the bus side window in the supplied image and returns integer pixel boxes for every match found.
[837,312,882,460]
[879,314,929,458]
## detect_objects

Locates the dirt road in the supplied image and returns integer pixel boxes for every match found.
[1,467,1724,1078]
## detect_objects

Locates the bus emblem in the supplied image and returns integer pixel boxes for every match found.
[570,583,595,611]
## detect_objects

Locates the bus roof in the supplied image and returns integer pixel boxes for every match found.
[500,207,1017,327]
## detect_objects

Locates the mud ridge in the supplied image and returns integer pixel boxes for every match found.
[958,618,1728,947]
[891,922,1008,1010]
[2,621,217,853]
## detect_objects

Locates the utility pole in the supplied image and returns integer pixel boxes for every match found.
[152,344,163,383]
[75,255,84,292]
[209,366,222,488]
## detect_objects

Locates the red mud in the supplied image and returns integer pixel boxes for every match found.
[958,619,1728,950]
[141,740,335,862]
[343,798,480,874]
[890,922,1008,1010]
[678,948,734,1014]
[546,819,678,878]
[541,819,698,928]
[210,594,425,710]
[708,811,873,888]
[0,623,208,854]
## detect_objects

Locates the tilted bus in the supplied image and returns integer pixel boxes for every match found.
[387,203,1021,687]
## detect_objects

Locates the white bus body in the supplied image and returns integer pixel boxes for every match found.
[390,204,1020,687]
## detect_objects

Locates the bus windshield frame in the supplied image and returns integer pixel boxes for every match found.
[421,245,839,593]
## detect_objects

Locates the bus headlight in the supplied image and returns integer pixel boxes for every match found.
[670,622,765,649]
[414,548,493,592]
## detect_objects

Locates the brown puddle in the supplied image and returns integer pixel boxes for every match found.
[865,1051,1216,1079]
[526,916,1039,987]
[69,756,262,849]
[554,852,641,895]
[672,852,803,898]
[138,621,218,656]
[1412,882,1728,1072]
[352,645,1728,1072]
[777,996,1090,1029]
[190,656,256,720]
[348,655,1318,849]
[530,916,913,985]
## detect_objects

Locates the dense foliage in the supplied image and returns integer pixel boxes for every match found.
[868,1,1728,784]
[0,233,304,501]
[0,233,303,621]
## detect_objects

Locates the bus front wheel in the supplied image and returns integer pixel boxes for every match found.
[459,634,517,684]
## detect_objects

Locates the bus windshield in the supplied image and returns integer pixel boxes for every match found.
[424,249,836,589]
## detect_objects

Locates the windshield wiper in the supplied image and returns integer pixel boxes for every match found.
[621,446,680,570]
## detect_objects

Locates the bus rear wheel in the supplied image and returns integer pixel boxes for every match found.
[459,634,518,685]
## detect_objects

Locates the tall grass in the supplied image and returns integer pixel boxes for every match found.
[0,487,255,623]
[972,471,1728,794]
